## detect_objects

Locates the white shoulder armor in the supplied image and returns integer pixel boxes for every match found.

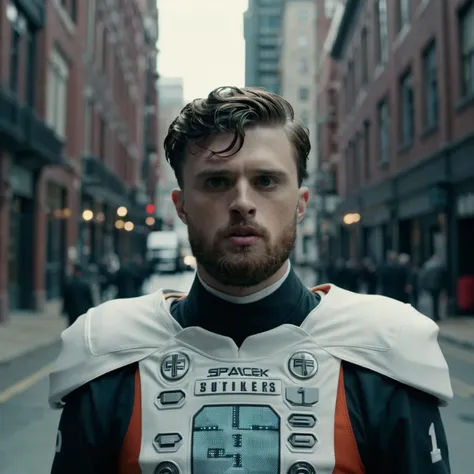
[48,290,181,408]
[306,285,453,404]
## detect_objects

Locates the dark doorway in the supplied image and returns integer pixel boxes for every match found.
[458,217,474,277]
[45,183,66,300]
[8,195,34,309]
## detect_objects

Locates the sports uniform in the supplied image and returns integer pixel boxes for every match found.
[49,267,452,474]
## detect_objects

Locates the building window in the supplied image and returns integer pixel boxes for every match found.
[83,99,93,153]
[361,28,369,86]
[343,75,349,113]
[300,109,309,127]
[397,0,410,32]
[375,0,388,66]
[298,35,308,48]
[363,121,371,180]
[299,87,309,101]
[422,41,438,128]
[99,115,106,159]
[460,2,474,98]
[59,0,77,22]
[71,0,77,22]
[377,99,390,164]
[348,60,355,109]
[324,0,336,18]
[46,48,69,138]
[399,70,415,147]
[299,58,308,74]
[298,9,308,22]
[352,135,360,190]
[102,26,108,72]
[6,2,27,93]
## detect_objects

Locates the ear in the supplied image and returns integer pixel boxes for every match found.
[297,186,309,224]
[171,188,187,225]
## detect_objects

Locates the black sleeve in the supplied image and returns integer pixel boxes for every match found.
[373,382,451,474]
[50,364,137,474]
[344,362,450,474]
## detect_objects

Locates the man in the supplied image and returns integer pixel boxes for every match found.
[420,254,446,322]
[61,264,95,327]
[49,87,452,474]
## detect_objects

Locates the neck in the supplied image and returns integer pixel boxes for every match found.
[197,260,291,298]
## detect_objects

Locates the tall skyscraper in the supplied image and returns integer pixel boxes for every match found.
[244,0,283,94]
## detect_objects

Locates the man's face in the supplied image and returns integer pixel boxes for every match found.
[172,126,309,287]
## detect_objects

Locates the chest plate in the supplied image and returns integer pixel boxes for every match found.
[138,338,342,474]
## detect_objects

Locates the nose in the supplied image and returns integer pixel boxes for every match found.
[229,180,257,218]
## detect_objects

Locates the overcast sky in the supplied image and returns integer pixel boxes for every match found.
[158,0,248,102]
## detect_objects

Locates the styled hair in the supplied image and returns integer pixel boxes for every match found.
[163,86,311,188]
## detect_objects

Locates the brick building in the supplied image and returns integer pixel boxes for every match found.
[0,0,160,323]
[330,0,474,305]
[79,0,158,267]
[315,0,344,265]
[0,0,87,322]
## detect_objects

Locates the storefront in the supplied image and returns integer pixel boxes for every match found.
[454,182,474,276]
[45,182,66,300]
[8,164,35,310]
[81,156,131,265]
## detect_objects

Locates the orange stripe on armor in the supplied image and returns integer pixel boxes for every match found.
[118,369,142,474]
[164,292,187,301]
[333,366,365,474]
[310,284,331,294]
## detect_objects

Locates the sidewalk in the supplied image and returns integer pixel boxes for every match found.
[438,318,474,350]
[0,303,67,365]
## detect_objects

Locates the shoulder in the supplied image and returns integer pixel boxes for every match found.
[49,290,181,408]
[308,285,453,404]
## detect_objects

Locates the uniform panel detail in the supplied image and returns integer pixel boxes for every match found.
[288,352,319,379]
[288,461,316,474]
[195,378,282,396]
[192,405,280,474]
[160,353,190,381]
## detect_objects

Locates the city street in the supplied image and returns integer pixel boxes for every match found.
[0,272,473,473]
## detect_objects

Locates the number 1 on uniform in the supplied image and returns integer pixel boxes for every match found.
[429,422,442,463]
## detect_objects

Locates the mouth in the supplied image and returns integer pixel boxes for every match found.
[226,227,262,245]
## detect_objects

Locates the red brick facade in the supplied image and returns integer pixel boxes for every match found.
[0,0,159,322]
[329,0,474,310]
[0,0,87,320]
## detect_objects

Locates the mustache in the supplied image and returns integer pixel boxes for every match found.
[218,222,268,238]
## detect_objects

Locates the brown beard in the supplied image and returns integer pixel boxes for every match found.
[186,214,297,287]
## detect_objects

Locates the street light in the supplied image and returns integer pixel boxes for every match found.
[146,216,155,226]
[117,206,128,217]
[115,220,124,229]
[124,221,134,232]
[343,213,361,225]
[82,209,94,221]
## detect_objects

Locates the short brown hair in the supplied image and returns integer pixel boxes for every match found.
[164,86,311,188]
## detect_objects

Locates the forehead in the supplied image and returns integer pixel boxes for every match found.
[185,126,296,174]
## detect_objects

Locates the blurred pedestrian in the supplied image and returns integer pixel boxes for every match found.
[399,253,420,308]
[419,254,446,322]
[378,250,408,301]
[62,264,95,327]
[360,256,377,294]
[113,259,139,298]
[345,258,360,292]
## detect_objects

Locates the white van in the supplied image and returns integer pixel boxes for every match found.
[146,231,181,274]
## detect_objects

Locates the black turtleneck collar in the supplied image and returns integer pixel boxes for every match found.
[169,267,321,346]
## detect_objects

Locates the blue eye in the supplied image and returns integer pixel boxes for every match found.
[205,177,229,190]
[256,175,277,188]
